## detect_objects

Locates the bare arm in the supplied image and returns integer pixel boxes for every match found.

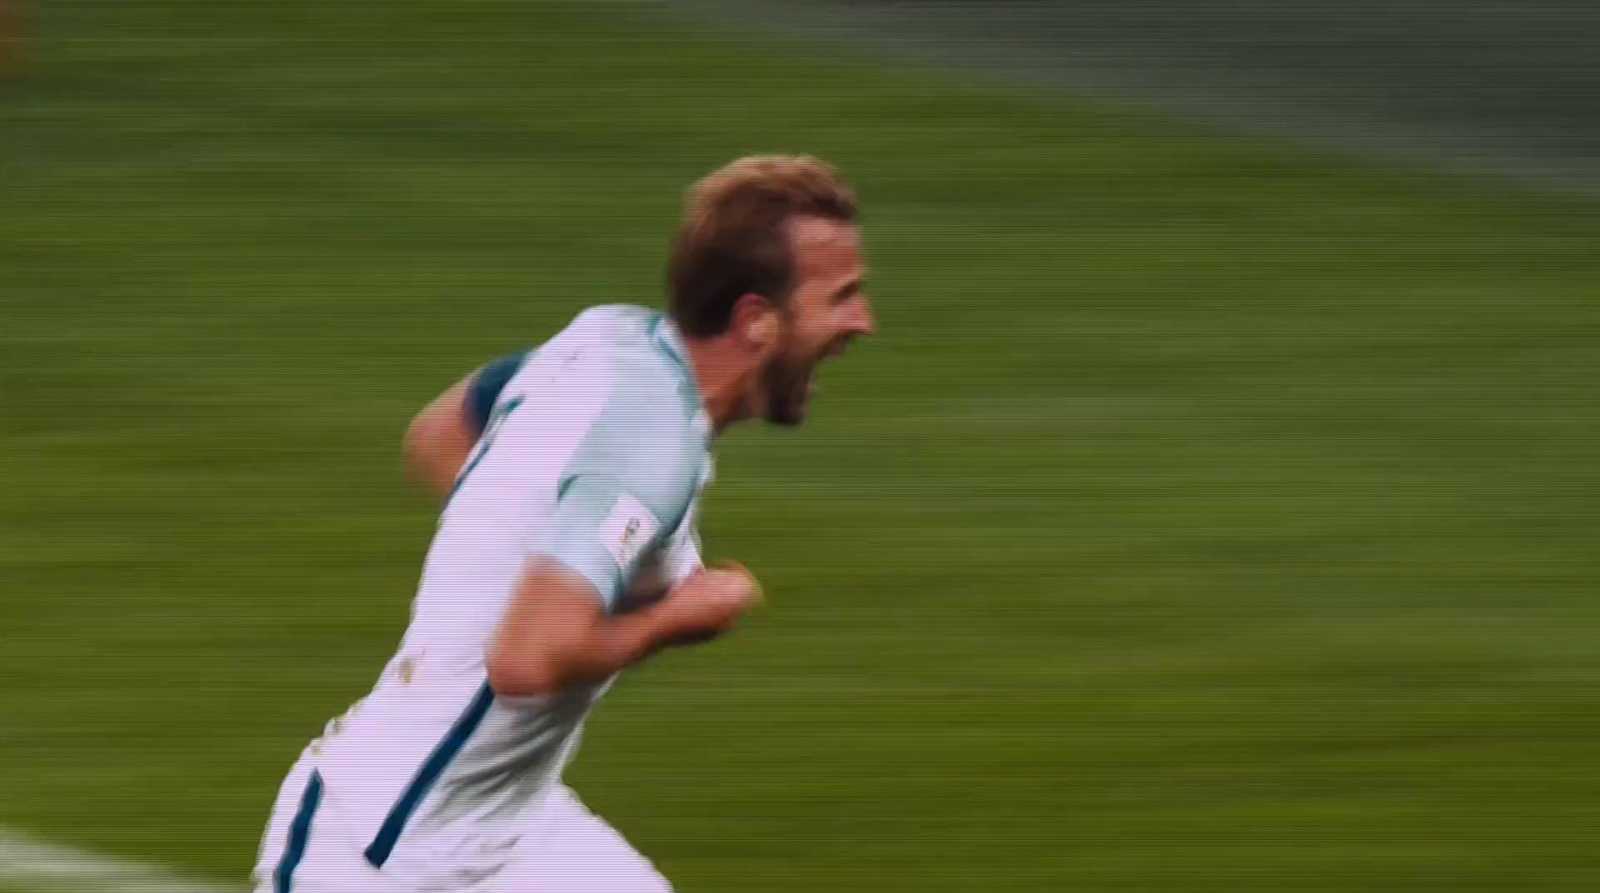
[404,352,526,501]
[486,559,758,696]
[403,377,478,500]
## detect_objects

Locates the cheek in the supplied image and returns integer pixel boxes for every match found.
[791,316,831,355]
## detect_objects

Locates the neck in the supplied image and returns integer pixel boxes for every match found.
[684,336,756,433]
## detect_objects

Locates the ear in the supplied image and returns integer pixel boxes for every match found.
[731,294,779,349]
[747,313,778,347]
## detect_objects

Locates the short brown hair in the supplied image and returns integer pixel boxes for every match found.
[667,155,859,338]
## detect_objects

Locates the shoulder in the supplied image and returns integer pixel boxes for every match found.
[573,304,699,435]
[586,356,701,469]
[563,342,704,527]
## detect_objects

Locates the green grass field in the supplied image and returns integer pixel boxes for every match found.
[4,1,1600,890]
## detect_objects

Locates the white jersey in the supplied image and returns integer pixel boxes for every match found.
[287,305,714,890]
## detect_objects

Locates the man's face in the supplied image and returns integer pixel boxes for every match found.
[757,216,876,425]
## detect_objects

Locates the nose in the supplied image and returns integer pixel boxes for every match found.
[849,296,877,338]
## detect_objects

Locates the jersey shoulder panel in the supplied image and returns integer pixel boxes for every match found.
[556,325,706,536]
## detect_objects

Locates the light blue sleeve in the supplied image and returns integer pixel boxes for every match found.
[541,368,702,610]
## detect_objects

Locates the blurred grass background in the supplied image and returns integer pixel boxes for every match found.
[3,1,1599,890]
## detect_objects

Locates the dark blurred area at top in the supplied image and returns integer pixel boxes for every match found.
[669,0,1600,191]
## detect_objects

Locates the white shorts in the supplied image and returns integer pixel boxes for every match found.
[251,757,672,893]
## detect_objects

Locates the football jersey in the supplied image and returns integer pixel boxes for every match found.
[300,304,713,889]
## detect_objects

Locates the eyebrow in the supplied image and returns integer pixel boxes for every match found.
[831,278,863,302]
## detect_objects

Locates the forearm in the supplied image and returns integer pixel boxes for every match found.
[557,604,688,683]
[487,577,688,696]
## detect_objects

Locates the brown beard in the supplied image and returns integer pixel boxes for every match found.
[760,323,813,426]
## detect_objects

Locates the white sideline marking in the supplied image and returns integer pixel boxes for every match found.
[0,828,236,892]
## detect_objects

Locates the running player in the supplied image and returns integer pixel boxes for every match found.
[251,154,876,893]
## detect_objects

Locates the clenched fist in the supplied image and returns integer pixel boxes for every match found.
[658,561,763,642]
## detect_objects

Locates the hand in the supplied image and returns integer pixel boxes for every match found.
[659,561,763,641]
